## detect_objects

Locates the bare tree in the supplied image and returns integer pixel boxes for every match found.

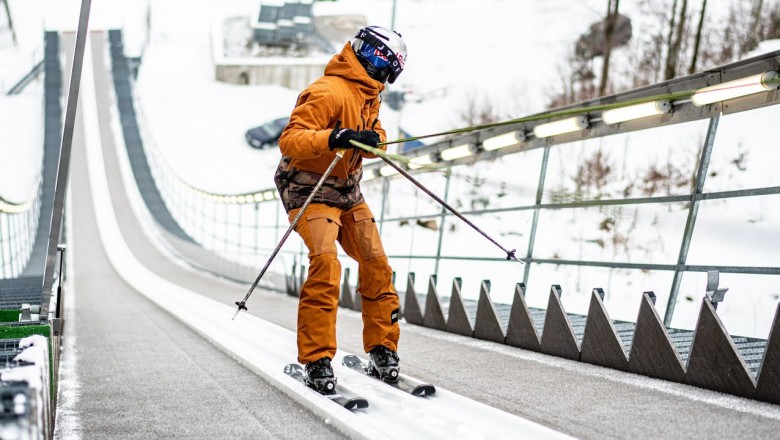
[744,0,766,53]
[770,4,780,39]
[1,0,17,45]
[459,90,502,127]
[664,0,679,79]
[665,0,688,79]
[599,0,621,96]
[688,0,707,74]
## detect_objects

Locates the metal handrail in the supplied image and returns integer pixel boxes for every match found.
[0,178,42,279]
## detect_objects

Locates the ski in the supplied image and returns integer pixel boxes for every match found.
[341,355,436,397]
[283,364,369,410]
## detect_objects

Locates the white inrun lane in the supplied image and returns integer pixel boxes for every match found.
[79,36,574,440]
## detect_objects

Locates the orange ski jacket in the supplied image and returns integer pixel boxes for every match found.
[278,42,388,180]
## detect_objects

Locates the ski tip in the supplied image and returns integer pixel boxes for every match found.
[343,398,369,410]
[412,384,436,397]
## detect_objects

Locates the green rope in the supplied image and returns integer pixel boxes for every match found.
[349,140,444,171]
[349,141,412,162]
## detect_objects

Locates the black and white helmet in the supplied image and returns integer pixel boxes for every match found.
[352,26,407,84]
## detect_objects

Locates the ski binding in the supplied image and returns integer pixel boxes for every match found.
[342,354,436,397]
[284,364,368,410]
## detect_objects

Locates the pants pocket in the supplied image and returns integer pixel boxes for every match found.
[305,213,341,256]
[350,209,385,260]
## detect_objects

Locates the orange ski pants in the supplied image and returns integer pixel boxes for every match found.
[290,202,400,364]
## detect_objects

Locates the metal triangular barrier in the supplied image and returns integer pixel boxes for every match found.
[580,288,628,371]
[352,271,362,313]
[403,272,423,325]
[685,297,757,398]
[505,283,541,352]
[756,303,780,404]
[285,261,298,297]
[627,292,686,382]
[339,268,354,309]
[422,275,446,331]
[445,278,473,337]
[473,280,505,344]
[540,285,580,361]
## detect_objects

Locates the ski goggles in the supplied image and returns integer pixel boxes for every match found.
[356,42,391,69]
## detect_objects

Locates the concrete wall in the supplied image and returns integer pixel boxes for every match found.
[215,62,326,91]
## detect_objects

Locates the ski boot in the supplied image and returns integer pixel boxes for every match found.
[367,346,400,383]
[304,357,337,394]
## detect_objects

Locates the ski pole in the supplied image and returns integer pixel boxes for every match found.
[232,148,347,320]
[352,140,524,264]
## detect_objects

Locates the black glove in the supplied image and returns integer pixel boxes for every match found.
[357,130,380,148]
[329,127,360,150]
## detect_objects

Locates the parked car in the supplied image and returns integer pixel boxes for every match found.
[245,117,289,149]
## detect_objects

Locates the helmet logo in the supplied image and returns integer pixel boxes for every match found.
[395,53,405,69]
[372,45,388,62]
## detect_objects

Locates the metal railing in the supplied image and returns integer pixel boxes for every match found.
[134,49,779,331]
[133,101,299,280]
[0,180,42,279]
[5,60,43,96]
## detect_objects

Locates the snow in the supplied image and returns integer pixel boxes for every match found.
[18,334,48,350]
[0,90,43,203]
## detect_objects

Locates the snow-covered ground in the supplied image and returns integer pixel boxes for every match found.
[2,0,780,339]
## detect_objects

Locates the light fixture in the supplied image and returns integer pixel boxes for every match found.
[379,165,399,177]
[263,190,276,201]
[0,199,33,214]
[362,168,378,181]
[533,116,589,138]
[691,71,779,106]
[408,154,434,169]
[482,131,526,151]
[602,100,672,125]
[439,143,473,161]
[253,193,264,203]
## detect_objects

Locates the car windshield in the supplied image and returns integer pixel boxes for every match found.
[262,118,288,137]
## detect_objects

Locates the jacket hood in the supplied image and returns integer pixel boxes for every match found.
[324,42,385,97]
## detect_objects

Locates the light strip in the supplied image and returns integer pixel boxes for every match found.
[602,100,672,125]
[408,154,434,169]
[439,144,473,161]
[482,131,525,151]
[0,199,34,214]
[362,169,378,181]
[379,165,399,177]
[691,71,779,106]
[533,116,589,138]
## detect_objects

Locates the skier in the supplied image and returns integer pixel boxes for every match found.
[274,26,408,393]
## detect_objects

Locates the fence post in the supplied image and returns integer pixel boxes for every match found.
[523,145,552,287]
[434,169,452,275]
[665,115,720,326]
